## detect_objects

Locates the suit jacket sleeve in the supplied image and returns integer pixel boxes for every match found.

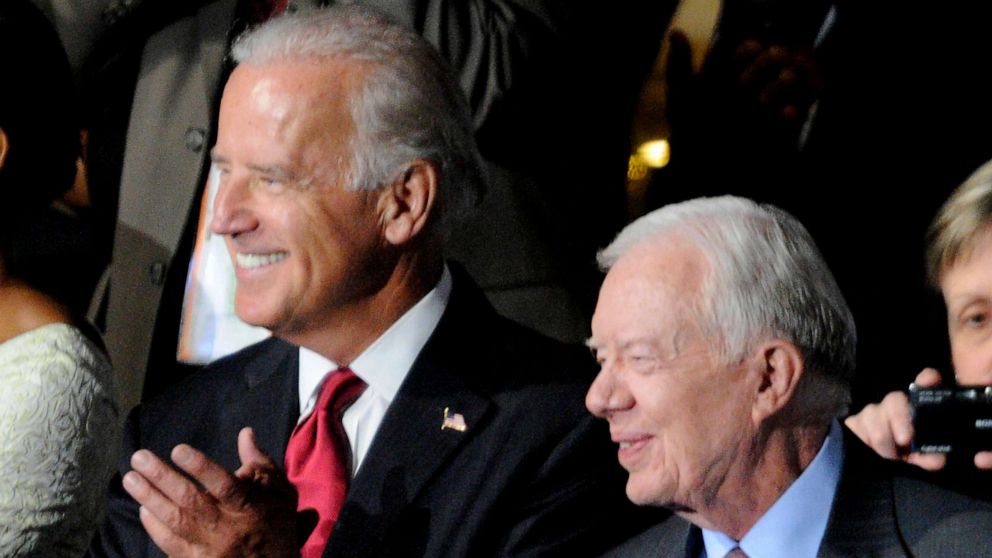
[86,408,153,558]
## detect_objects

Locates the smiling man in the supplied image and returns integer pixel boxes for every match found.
[87,7,641,558]
[586,196,992,557]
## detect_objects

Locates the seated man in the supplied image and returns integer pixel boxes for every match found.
[87,7,642,558]
[586,196,992,557]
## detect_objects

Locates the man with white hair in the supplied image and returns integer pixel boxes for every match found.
[586,196,992,557]
[87,7,642,558]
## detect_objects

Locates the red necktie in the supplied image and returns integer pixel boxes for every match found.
[285,368,367,558]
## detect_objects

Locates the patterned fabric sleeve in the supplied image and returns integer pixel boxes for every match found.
[0,324,120,557]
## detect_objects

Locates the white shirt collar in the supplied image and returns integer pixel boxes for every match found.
[701,420,844,558]
[297,265,452,414]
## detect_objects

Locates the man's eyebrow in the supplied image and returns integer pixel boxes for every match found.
[207,153,295,180]
[246,163,293,178]
[584,338,600,350]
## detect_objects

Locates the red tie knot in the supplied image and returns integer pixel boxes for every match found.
[315,367,367,417]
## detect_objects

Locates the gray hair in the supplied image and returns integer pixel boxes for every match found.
[926,159,992,287]
[599,196,856,421]
[231,6,485,226]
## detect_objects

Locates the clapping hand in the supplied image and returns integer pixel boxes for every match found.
[122,427,306,557]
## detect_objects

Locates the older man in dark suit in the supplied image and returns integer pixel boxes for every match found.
[87,7,645,557]
[586,196,992,558]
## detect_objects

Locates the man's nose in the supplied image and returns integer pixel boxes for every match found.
[586,365,632,419]
[209,170,254,236]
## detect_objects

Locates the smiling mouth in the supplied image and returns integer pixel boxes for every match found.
[614,435,652,462]
[236,252,289,269]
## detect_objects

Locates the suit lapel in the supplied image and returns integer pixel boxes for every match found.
[817,429,909,558]
[665,519,699,558]
[218,339,300,467]
[326,268,494,557]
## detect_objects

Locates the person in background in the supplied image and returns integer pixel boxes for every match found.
[0,1,119,555]
[847,159,992,473]
[587,196,992,557]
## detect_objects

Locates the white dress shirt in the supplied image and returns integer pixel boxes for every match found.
[701,420,845,558]
[297,266,452,477]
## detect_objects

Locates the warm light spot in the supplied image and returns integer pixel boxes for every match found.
[635,139,670,169]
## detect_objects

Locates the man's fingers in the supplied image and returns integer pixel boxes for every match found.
[130,450,206,510]
[171,444,243,504]
[235,427,299,504]
[235,427,278,482]
[123,471,188,534]
[238,427,276,469]
[139,505,193,557]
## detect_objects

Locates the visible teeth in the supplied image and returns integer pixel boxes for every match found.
[236,252,288,269]
[619,442,632,449]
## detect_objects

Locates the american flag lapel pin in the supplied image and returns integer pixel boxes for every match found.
[441,407,467,432]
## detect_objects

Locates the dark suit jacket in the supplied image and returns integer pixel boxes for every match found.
[602,428,992,557]
[88,270,651,557]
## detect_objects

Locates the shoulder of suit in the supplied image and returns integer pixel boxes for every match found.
[138,337,293,414]
[598,512,685,558]
[891,468,992,551]
[441,265,598,386]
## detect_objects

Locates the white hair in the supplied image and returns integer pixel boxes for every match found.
[599,196,856,421]
[230,5,485,226]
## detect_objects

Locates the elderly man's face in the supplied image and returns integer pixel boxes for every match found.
[210,61,386,339]
[943,229,992,385]
[586,238,757,510]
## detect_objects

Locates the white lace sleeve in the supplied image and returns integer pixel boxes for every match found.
[0,324,119,558]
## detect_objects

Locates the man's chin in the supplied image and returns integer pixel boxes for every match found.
[625,477,685,510]
[233,305,279,332]
[625,480,661,507]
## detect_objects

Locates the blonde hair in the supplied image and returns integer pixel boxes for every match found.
[926,160,992,287]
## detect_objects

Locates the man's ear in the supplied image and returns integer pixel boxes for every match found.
[0,128,9,171]
[378,159,437,246]
[751,340,805,423]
